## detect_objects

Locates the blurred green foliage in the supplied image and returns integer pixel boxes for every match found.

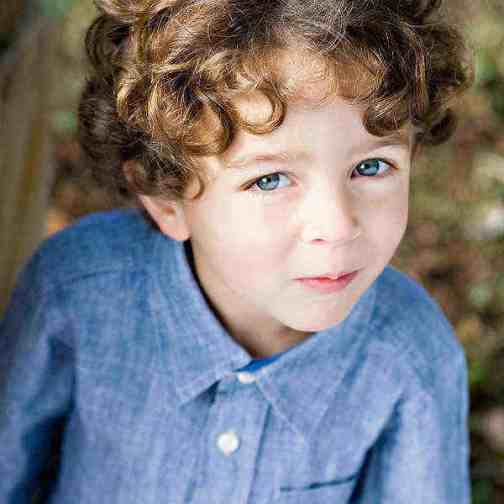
[474,479,496,504]
[38,0,78,19]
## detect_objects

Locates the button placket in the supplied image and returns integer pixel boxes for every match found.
[212,373,255,457]
[202,376,269,502]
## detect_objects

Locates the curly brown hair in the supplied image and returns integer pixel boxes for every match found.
[78,0,474,203]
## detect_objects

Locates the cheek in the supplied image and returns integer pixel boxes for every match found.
[364,188,409,246]
[191,197,287,268]
[221,196,290,244]
[219,200,291,279]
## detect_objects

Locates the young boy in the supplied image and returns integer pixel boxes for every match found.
[0,0,474,502]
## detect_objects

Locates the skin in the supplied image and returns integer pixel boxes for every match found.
[140,59,414,358]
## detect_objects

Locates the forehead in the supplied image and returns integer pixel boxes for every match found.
[221,117,410,177]
[220,84,410,169]
[234,49,361,114]
[272,50,338,101]
[271,48,379,105]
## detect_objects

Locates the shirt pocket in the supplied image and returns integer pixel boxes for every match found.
[273,476,357,504]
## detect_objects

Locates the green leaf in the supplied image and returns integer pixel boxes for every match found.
[52,111,78,136]
[472,479,494,504]
[475,48,498,86]
[38,0,78,19]
[469,359,489,389]
[468,281,494,310]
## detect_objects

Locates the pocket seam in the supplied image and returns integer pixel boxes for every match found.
[279,473,357,493]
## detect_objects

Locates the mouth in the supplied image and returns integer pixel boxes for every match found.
[295,270,360,293]
[298,271,355,280]
[297,270,359,281]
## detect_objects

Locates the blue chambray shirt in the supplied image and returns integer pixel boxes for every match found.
[0,209,471,503]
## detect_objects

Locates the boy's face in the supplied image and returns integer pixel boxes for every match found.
[142,74,412,357]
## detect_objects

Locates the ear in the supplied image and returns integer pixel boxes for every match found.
[122,160,191,242]
[138,194,191,242]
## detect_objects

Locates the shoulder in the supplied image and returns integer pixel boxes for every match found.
[3,209,181,357]
[17,209,168,296]
[368,265,466,391]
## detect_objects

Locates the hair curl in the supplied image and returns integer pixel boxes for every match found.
[78,0,474,202]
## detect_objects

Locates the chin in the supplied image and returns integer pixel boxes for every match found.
[287,310,352,333]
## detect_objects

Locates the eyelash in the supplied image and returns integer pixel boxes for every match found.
[244,158,397,198]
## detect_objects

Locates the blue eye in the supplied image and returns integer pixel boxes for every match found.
[250,173,291,192]
[353,159,393,177]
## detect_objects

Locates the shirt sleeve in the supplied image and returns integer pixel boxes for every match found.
[350,346,471,503]
[0,254,74,503]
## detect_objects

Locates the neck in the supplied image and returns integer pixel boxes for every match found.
[228,326,314,359]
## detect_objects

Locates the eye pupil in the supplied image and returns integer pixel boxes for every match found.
[357,159,381,176]
[257,174,280,191]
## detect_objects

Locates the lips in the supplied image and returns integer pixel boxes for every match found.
[295,270,360,294]
[298,271,356,280]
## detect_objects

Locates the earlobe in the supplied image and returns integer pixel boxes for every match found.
[138,194,191,242]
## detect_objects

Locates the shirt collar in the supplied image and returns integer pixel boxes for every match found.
[152,233,377,442]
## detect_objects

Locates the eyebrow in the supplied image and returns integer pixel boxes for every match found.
[223,133,410,171]
[224,151,301,171]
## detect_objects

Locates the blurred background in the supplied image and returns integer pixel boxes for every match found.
[1,0,503,502]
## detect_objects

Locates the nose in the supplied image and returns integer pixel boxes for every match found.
[297,184,362,246]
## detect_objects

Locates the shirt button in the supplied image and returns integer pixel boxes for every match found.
[217,431,240,456]
[236,372,256,384]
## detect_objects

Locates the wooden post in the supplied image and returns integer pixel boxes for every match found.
[0,19,60,314]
